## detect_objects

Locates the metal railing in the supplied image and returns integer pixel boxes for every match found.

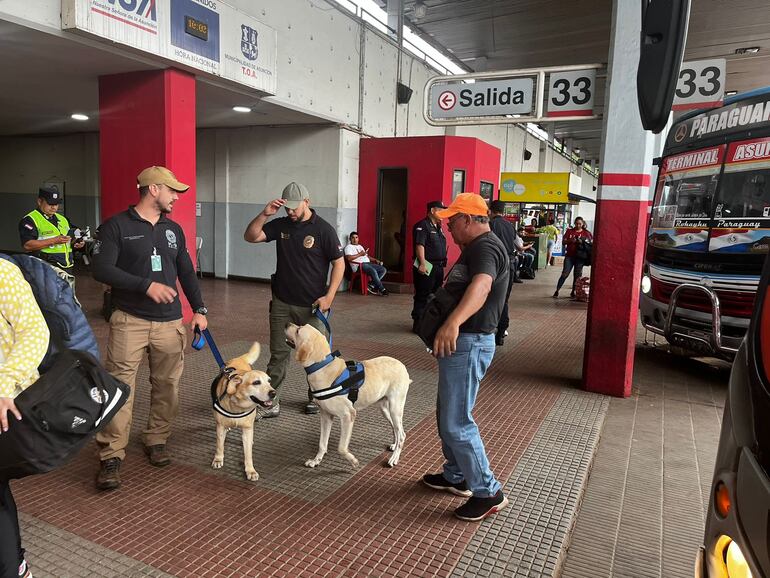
[660,282,740,355]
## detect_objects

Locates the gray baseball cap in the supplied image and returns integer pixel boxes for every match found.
[281,182,310,209]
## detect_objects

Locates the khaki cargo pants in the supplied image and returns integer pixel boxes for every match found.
[268,294,329,397]
[96,310,187,461]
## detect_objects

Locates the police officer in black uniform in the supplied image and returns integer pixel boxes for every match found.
[411,200,448,332]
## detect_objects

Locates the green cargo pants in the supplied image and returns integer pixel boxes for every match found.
[267,294,329,399]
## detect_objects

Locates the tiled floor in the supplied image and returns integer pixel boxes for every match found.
[10,264,726,577]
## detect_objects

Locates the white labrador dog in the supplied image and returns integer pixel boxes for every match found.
[285,323,411,469]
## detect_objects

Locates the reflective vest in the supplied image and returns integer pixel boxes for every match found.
[26,210,72,268]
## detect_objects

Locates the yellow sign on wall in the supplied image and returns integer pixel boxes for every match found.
[499,172,577,204]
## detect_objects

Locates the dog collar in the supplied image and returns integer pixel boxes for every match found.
[210,370,257,420]
[304,350,342,375]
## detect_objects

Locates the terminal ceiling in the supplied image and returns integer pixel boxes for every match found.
[1,1,769,163]
[395,0,770,163]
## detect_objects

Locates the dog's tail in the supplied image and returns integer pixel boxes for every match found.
[244,342,261,365]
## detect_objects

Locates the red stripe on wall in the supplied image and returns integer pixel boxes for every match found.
[546,109,594,117]
[672,100,723,111]
[598,173,651,187]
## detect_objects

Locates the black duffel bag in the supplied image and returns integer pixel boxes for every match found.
[0,349,130,481]
[414,287,459,351]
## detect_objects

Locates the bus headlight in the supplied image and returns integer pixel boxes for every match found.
[726,540,752,578]
[641,275,652,294]
[710,535,753,578]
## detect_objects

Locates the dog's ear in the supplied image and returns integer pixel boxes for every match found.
[296,342,311,363]
[226,375,242,395]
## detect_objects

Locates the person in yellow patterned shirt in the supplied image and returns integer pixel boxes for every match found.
[0,258,50,578]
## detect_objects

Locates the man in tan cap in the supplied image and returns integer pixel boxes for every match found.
[91,166,208,490]
[419,193,510,522]
[244,182,344,415]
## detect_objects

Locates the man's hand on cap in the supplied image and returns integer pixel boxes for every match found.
[263,199,286,217]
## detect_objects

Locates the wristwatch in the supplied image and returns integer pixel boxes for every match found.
[195,307,208,315]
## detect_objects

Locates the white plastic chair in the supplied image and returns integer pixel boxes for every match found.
[195,237,203,278]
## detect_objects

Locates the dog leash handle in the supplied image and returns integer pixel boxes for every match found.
[193,325,226,370]
[313,307,332,348]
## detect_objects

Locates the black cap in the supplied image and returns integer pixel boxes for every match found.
[427,200,447,211]
[489,200,506,214]
[38,186,62,205]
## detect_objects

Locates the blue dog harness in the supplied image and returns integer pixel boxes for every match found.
[305,350,366,404]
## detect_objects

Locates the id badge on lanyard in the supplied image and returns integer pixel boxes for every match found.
[151,247,162,272]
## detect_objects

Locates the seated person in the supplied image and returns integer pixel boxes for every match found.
[344,231,388,295]
[514,229,535,271]
[524,217,539,234]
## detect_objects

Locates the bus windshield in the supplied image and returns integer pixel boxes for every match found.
[649,146,724,251]
[716,168,770,221]
[652,172,718,228]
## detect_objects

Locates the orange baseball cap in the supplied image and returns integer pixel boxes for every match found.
[436,193,489,219]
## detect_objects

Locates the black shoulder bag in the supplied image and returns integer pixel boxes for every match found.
[414,287,459,351]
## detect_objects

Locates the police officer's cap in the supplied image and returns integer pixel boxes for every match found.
[427,200,447,211]
[38,186,62,205]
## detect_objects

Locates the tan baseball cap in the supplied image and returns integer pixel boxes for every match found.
[136,166,190,192]
[281,182,310,209]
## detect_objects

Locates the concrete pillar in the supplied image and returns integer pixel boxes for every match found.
[214,130,230,279]
[99,68,197,319]
[582,0,656,397]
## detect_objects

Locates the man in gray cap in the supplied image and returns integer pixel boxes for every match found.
[244,182,344,415]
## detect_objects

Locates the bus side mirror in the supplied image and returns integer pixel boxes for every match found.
[636,0,691,133]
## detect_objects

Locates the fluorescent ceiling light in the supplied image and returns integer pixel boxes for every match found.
[233,106,252,113]
[725,90,738,96]
[71,113,89,121]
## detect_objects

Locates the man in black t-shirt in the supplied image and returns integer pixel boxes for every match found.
[244,182,344,416]
[420,193,510,522]
[489,200,521,346]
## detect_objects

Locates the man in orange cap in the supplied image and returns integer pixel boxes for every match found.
[420,193,510,521]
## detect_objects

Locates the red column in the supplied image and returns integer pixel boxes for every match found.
[582,0,655,397]
[99,68,197,320]
[583,175,651,397]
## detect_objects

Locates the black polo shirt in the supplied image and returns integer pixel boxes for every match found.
[92,206,204,322]
[412,217,447,264]
[263,210,343,307]
[444,232,509,334]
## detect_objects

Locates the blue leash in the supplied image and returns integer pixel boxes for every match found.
[192,326,226,370]
[313,307,332,348]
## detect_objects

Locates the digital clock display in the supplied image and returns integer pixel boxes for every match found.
[185,15,209,41]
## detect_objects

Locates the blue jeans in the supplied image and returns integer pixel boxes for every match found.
[437,333,501,497]
[361,262,387,291]
[556,256,585,292]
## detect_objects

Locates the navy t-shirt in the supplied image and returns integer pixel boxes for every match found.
[263,210,343,306]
